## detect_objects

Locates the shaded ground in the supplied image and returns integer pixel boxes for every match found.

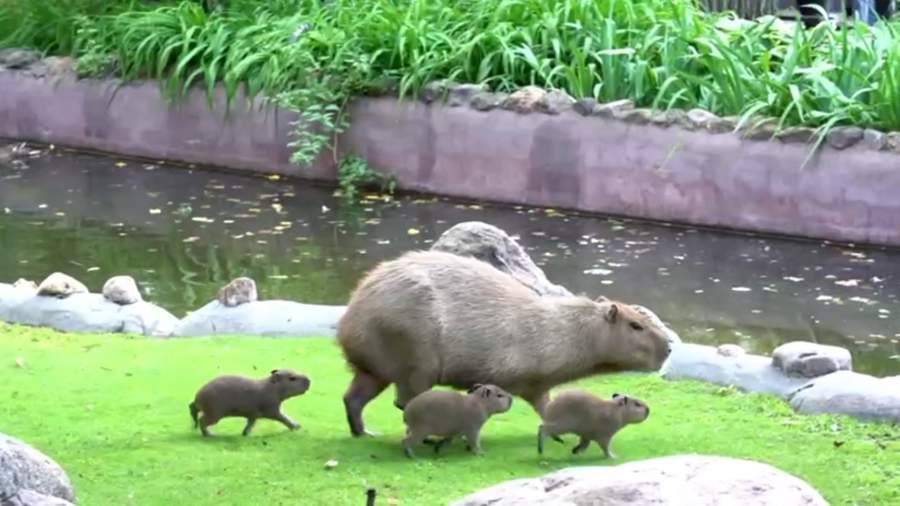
[0,323,898,505]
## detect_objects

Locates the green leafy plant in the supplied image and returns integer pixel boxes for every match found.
[337,155,396,203]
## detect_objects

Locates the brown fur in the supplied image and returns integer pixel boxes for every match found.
[189,369,310,437]
[538,390,649,458]
[336,250,672,436]
[402,384,513,458]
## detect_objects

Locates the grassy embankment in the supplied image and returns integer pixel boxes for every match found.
[1,322,898,505]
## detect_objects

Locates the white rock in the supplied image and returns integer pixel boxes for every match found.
[13,278,37,291]
[772,341,852,378]
[35,273,87,298]
[788,371,900,423]
[102,275,142,305]
[717,344,746,357]
[452,455,828,506]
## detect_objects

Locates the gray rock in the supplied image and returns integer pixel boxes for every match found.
[544,89,575,115]
[885,132,900,153]
[776,126,818,144]
[593,99,634,118]
[649,110,674,127]
[0,433,76,504]
[172,300,347,338]
[0,49,40,69]
[772,341,852,378]
[826,126,863,150]
[862,128,886,150]
[101,275,142,305]
[717,343,746,357]
[0,284,177,337]
[470,92,503,112]
[707,115,737,134]
[1,489,75,506]
[501,86,548,114]
[661,343,809,398]
[421,80,455,103]
[572,98,597,116]
[664,108,687,126]
[36,273,88,299]
[615,108,652,125]
[448,84,488,107]
[431,221,572,297]
[742,119,778,141]
[12,279,37,291]
[216,277,258,307]
[788,371,900,423]
[451,455,828,506]
[685,108,718,131]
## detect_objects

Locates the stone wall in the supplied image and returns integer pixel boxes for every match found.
[3,66,900,246]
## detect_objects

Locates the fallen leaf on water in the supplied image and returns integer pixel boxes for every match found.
[38,204,47,209]
[268,275,288,280]
[3,208,9,214]
[783,276,805,282]
[731,287,751,292]
[407,228,420,236]
[86,267,100,272]
[834,279,860,287]
[183,236,199,243]
[583,268,613,276]
[191,217,215,223]
[115,161,127,167]
[267,174,281,181]
[271,203,284,213]
[148,209,161,215]
[322,205,330,213]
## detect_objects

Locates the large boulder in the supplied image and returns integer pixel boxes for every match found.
[0,433,76,505]
[431,221,573,297]
[0,285,177,337]
[772,341,852,378]
[1,489,75,506]
[452,455,827,506]
[661,343,809,398]
[788,371,900,423]
[172,300,346,338]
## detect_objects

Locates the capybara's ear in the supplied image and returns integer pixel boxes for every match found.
[612,393,621,399]
[605,304,619,323]
[468,383,483,394]
[480,386,493,398]
[615,395,628,406]
[269,370,283,383]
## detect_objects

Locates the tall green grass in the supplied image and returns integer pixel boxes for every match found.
[3,0,900,163]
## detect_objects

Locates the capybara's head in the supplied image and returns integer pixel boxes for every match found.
[267,369,311,399]
[467,383,513,415]
[612,393,650,424]
[594,297,672,371]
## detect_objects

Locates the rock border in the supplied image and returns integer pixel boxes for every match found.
[4,55,900,246]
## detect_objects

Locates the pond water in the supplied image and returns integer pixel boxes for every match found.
[1,146,899,376]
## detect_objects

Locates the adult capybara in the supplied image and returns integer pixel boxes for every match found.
[336,250,673,437]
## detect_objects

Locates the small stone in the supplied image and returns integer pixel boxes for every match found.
[13,278,37,291]
[470,92,503,112]
[615,108,652,125]
[776,126,818,144]
[102,275,142,305]
[826,126,864,150]
[686,108,719,130]
[217,277,258,307]
[448,84,488,107]
[664,109,687,126]
[421,80,455,104]
[572,98,597,116]
[707,116,737,134]
[324,459,339,470]
[862,129,886,150]
[544,89,575,115]
[501,86,548,114]
[36,273,88,299]
[884,132,900,153]
[0,48,40,69]
[649,110,674,127]
[742,119,778,141]
[593,99,635,118]
[717,344,746,357]
[772,341,852,378]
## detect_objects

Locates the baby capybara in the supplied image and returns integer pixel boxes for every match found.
[336,250,672,436]
[189,369,310,437]
[538,390,650,458]
[402,384,513,458]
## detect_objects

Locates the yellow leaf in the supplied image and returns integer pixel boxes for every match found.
[407,228,420,236]
[267,174,281,181]
[115,162,127,167]
[149,209,161,215]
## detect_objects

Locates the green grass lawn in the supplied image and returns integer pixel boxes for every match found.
[1,322,897,506]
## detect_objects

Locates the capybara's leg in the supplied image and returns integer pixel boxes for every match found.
[403,429,425,459]
[270,411,299,431]
[598,435,617,459]
[433,436,453,454]
[343,370,390,437]
[571,436,591,455]
[242,417,257,436]
[537,424,547,455]
[393,370,434,410]
[198,413,219,437]
[464,428,483,455]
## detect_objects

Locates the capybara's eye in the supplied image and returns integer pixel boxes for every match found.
[289,377,297,381]
[629,322,644,331]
